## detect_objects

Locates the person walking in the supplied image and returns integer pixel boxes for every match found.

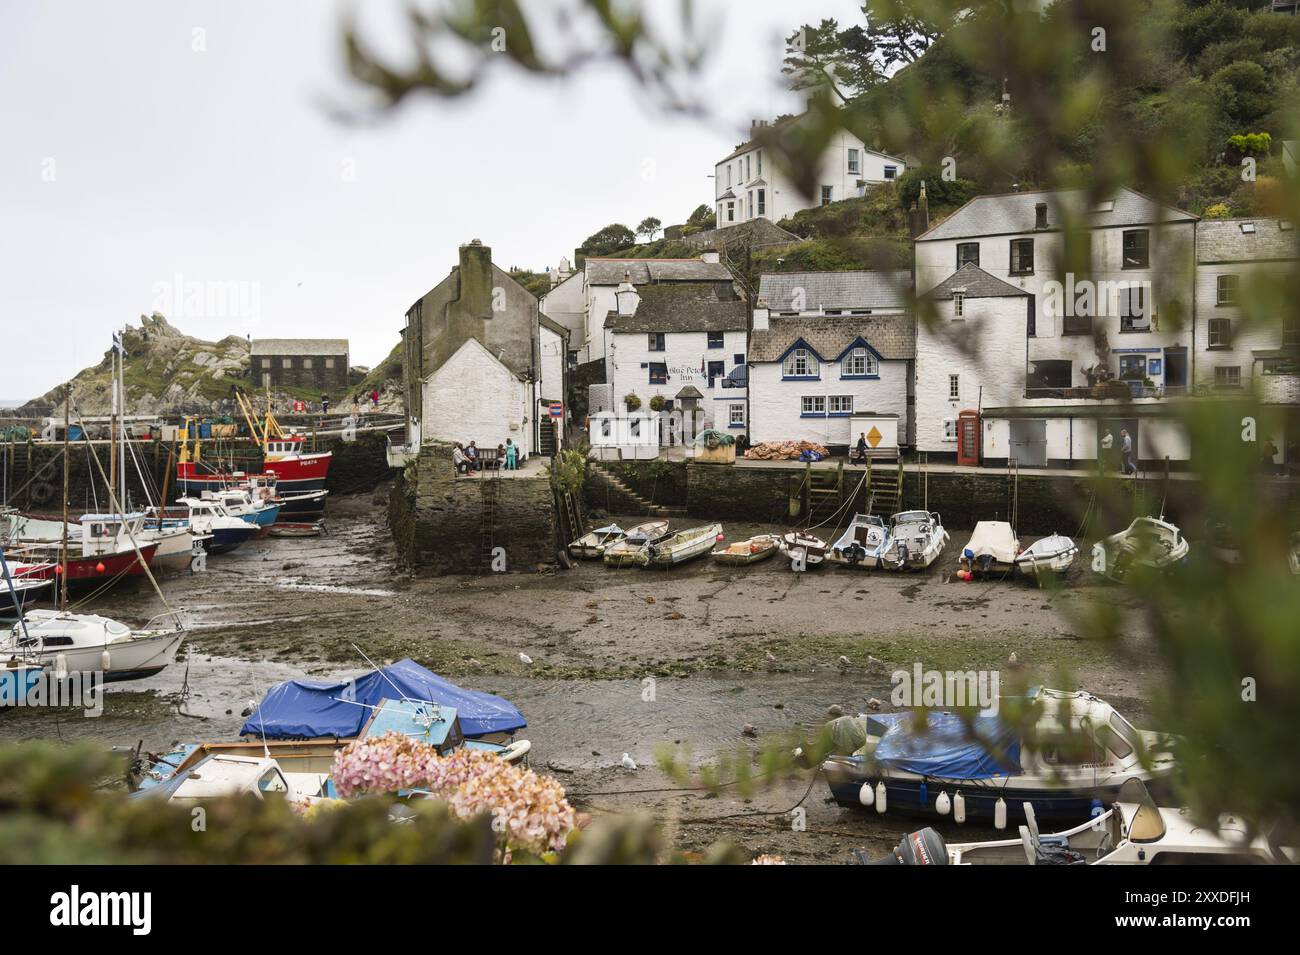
[1120,429,1136,475]
[321,394,330,416]
[854,432,868,466]
[1100,429,1114,472]
[371,389,380,410]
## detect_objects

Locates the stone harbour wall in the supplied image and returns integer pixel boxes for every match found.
[393,441,558,574]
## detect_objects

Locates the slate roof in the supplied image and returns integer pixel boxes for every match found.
[538,314,569,339]
[923,263,1030,301]
[1196,218,1297,263]
[917,186,1197,242]
[715,111,907,166]
[251,339,349,356]
[586,257,734,285]
[758,270,912,312]
[603,283,747,334]
[748,314,916,363]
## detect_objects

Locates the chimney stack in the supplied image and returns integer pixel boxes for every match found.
[752,297,770,332]
[458,239,494,318]
[616,270,639,316]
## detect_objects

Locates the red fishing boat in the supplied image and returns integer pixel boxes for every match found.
[14,542,158,585]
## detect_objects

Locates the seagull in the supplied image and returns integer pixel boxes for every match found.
[742,724,758,737]
[621,753,638,771]
[518,652,533,665]
[837,655,851,668]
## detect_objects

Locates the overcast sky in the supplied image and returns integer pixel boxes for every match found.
[0,0,864,401]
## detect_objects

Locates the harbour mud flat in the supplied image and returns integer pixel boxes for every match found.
[0,486,1169,862]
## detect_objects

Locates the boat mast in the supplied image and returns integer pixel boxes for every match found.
[60,383,70,610]
[108,343,117,505]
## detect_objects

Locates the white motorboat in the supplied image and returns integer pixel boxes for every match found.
[881,511,949,570]
[830,514,889,567]
[866,779,1296,866]
[958,521,1020,577]
[1092,515,1188,581]
[2,608,186,682]
[602,520,669,568]
[779,531,828,569]
[1016,533,1079,580]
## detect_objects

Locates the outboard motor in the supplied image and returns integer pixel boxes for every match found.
[856,827,949,865]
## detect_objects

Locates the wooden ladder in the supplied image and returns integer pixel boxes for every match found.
[479,470,502,569]
[866,456,903,517]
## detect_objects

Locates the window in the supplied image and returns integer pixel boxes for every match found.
[707,331,724,349]
[821,186,833,205]
[747,190,753,218]
[1122,229,1149,269]
[948,374,960,400]
[801,396,826,416]
[847,148,861,175]
[745,155,751,181]
[726,165,731,187]
[600,418,612,438]
[783,347,818,378]
[302,358,313,370]
[282,358,292,369]
[325,357,335,369]
[1119,286,1150,331]
[1208,318,1231,348]
[647,332,665,351]
[1215,366,1242,389]
[734,353,745,365]
[942,419,958,442]
[1119,354,1147,380]
[629,418,641,438]
[883,165,898,180]
[1216,274,1239,305]
[843,346,877,377]
[649,362,667,384]
[757,151,762,175]
[726,201,735,222]
[757,189,765,216]
[706,360,725,385]
[953,291,965,319]
[1063,314,1093,336]
[1009,238,1034,275]
[829,395,854,415]
[729,404,745,427]
[956,243,980,268]
[261,358,270,369]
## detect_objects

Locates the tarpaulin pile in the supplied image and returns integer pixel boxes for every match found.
[743,440,829,461]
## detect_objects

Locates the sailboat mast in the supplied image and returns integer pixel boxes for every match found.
[118,331,128,513]
[109,346,117,504]
[60,383,70,610]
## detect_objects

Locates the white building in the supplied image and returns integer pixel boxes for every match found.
[714,114,907,228]
[1193,217,1298,396]
[603,282,748,433]
[541,252,735,365]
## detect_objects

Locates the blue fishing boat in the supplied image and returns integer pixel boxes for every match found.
[821,688,1174,826]
[148,499,256,554]
[200,488,281,530]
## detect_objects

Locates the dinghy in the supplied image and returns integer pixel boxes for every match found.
[822,687,1174,826]
[881,511,949,571]
[1016,533,1079,580]
[602,520,669,568]
[268,522,326,539]
[711,534,780,566]
[863,779,1296,865]
[647,523,723,568]
[830,514,890,567]
[778,531,828,569]
[1091,515,1188,581]
[569,524,625,559]
[958,521,1020,577]
[2,608,186,682]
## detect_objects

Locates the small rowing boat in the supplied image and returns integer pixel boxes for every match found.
[779,531,828,569]
[602,520,669,568]
[647,523,723,568]
[1016,533,1078,580]
[268,522,326,539]
[711,534,780,566]
[569,524,625,559]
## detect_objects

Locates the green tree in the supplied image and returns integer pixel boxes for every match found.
[635,216,662,241]
[579,223,636,257]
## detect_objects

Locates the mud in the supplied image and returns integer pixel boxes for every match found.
[0,485,1167,863]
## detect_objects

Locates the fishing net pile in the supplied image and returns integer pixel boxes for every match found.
[743,440,829,460]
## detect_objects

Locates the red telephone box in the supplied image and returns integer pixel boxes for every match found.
[956,410,981,467]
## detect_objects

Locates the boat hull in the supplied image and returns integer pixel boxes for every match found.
[15,629,185,682]
[206,526,255,554]
[826,774,1125,825]
[18,545,159,586]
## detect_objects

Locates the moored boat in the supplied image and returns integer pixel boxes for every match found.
[268,521,326,539]
[958,521,1020,578]
[881,510,948,571]
[569,524,625,559]
[1091,515,1188,581]
[822,688,1174,826]
[1016,533,1079,580]
[602,520,669,568]
[778,531,828,569]
[830,513,889,567]
[711,534,780,566]
[2,608,186,682]
[646,523,723,568]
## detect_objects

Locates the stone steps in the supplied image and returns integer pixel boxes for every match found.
[588,461,682,518]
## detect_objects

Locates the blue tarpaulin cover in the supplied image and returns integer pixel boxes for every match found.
[872,711,1021,779]
[240,659,526,739]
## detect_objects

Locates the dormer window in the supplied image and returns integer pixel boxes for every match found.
[843,347,877,377]
[783,348,818,378]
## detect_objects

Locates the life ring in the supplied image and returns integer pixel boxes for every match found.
[29,481,54,504]
[35,462,57,482]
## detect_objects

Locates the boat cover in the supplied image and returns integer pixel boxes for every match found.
[240,658,526,739]
[962,521,1019,563]
[873,711,1021,779]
